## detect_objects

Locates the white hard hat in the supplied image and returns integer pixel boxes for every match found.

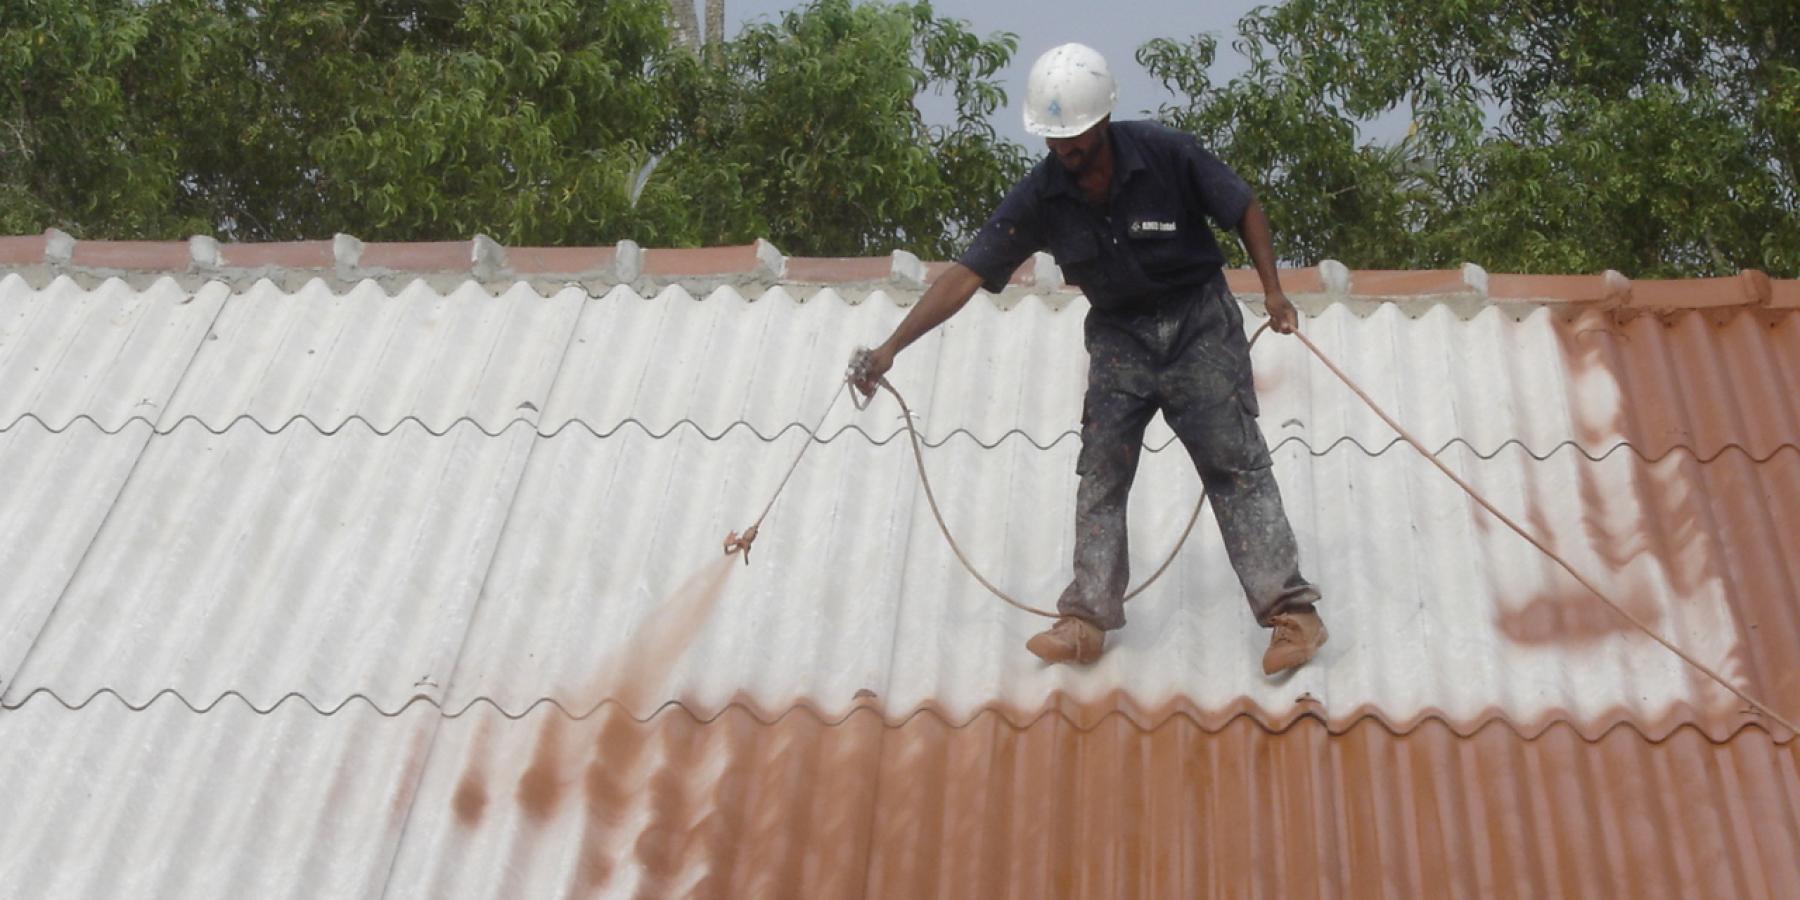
[1023,43,1117,138]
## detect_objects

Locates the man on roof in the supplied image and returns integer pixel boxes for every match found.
[853,43,1327,674]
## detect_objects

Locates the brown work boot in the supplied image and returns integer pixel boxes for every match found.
[1262,609,1328,675]
[1026,616,1105,664]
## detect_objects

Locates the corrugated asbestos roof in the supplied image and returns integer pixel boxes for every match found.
[1,238,1797,898]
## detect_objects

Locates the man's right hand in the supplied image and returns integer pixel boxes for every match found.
[852,344,895,397]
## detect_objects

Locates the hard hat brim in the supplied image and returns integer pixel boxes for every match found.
[1023,114,1104,139]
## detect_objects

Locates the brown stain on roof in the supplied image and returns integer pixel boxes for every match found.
[574,556,741,895]
[573,707,650,893]
[445,557,743,894]
[619,710,706,892]
[387,720,435,832]
[451,765,489,829]
[1498,585,1666,646]
[1533,309,1799,726]
[572,705,720,896]
[452,720,494,828]
[516,714,569,823]
[573,713,624,893]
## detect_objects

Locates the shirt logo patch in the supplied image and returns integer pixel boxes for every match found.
[1130,220,1178,236]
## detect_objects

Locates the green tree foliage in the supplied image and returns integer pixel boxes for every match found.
[1,0,687,242]
[10,1,1793,275]
[1,0,1027,256]
[652,0,1028,256]
[302,0,682,243]
[1140,1,1799,277]
[2,1,168,236]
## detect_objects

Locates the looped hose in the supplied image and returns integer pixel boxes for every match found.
[862,327,1276,616]
[727,322,1797,737]
[870,373,1208,619]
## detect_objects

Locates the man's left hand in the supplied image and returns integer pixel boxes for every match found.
[1265,290,1299,334]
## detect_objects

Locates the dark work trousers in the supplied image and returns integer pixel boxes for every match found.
[1056,275,1321,631]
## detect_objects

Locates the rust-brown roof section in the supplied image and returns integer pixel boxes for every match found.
[434,702,1800,898]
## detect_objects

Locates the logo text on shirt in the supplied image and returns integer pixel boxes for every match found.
[1129,220,1178,236]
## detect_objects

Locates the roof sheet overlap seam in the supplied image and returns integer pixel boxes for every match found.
[0,288,229,703]
[4,687,1790,746]
[3,411,1794,464]
[364,262,594,900]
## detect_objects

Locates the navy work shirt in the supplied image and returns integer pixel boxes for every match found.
[958,120,1253,311]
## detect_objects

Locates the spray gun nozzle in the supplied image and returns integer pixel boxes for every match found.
[846,347,874,382]
[723,525,759,564]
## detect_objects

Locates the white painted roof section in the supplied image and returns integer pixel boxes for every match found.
[1,276,1794,898]
[0,701,432,899]
[0,421,150,692]
[0,274,228,692]
[532,281,1800,461]
[538,285,908,441]
[163,279,585,432]
[9,423,535,710]
[0,275,228,430]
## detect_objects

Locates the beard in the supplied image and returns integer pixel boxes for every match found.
[1055,147,1090,173]
[1051,128,1107,175]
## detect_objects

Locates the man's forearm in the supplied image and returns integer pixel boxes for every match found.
[1237,199,1299,333]
[854,262,985,395]
[879,262,985,355]
[1238,200,1284,294]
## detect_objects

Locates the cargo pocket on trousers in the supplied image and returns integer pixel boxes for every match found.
[1236,391,1273,468]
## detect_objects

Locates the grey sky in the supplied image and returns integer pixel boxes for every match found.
[726,0,1274,151]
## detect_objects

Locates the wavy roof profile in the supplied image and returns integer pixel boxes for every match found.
[0,237,1796,898]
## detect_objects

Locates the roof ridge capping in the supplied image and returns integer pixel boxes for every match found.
[0,231,1794,317]
[0,231,1063,303]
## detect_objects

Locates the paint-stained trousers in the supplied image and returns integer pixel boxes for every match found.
[1057,275,1321,631]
